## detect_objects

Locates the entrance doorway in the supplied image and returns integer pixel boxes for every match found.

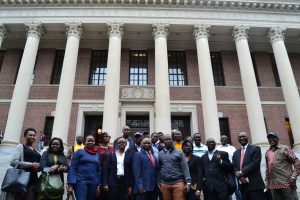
[126,115,149,137]
[171,116,191,139]
[84,115,102,145]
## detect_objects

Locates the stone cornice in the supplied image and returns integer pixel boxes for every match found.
[1,0,300,13]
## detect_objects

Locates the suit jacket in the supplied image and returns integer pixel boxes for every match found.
[188,155,202,191]
[132,150,158,193]
[200,150,233,194]
[103,150,134,187]
[232,144,265,190]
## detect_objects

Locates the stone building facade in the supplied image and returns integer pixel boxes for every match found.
[0,0,300,150]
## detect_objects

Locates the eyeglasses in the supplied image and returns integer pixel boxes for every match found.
[118,142,126,144]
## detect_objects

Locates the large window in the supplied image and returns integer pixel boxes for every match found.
[211,52,225,86]
[129,50,148,85]
[89,50,108,85]
[50,50,65,84]
[270,54,281,87]
[219,118,231,144]
[168,51,187,86]
[0,51,5,73]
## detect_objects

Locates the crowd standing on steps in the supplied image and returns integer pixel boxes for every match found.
[1,126,300,200]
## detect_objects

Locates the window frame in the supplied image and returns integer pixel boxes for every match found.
[211,52,225,86]
[89,50,108,85]
[50,50,65,84]
[168,51,188,86]
[129,50,148,86]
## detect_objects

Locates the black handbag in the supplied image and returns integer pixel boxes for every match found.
[225,172,237,195]
[1,165,30,193]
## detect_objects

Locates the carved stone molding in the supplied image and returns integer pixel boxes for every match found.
[65,22,83,38]
[268,27,286,43]
[121,87,155,100]
[25,22,43,39]
[232,25,249,42]
[107,22,124,39]
[0,23,7,41]
[193,24,210,40]
[152,23,169,39]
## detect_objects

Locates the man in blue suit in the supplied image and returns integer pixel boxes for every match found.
[133,137,158,200]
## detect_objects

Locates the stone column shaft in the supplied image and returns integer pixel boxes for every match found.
[3,23,42,145]
[51,23,82,144]
[269,27,300,148]
[102,22,123,140]
[193,24,220,141]
[233,26,267,145]
[0,23,6,47]
[153,24,171,134]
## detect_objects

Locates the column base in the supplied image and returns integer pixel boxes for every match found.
[1,139,19,147]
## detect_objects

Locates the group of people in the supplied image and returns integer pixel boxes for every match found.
[1,126,300,200]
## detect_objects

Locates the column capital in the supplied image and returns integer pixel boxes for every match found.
[0,23,7,40]
[152,23,169,39]
[107,22,124,39]
[65,22,83,38]
[232,25,249,42]
[193,24,210,40]
[25,22,43,39]
[268,27,286,44]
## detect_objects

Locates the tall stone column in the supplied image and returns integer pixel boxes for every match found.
[51,23,83,144]
[102,22,124,140]
[232,25,267,145]
[0,23,7,47]
[152,24,171,135]
[3,23,42,145]
[193,24,220,141]
[269,27,300,149]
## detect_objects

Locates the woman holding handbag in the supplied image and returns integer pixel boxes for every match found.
[38,137,68,200]
[67,135,101,200]
[1,128,41,200]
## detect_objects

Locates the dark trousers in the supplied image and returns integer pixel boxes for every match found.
[74,182,98,200]
[109,176,129,200]
[135,191,157,200]
[205,190,228,200]
[186,190,197,200]
[271,188,299,200]
[240,187,266,200]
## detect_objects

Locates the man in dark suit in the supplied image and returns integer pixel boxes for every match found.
[200,138,232,200]
[113,126,135,151]
[232,132,266,200]
[133,137,158,200]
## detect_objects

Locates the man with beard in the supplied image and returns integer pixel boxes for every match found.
[232,132,265,200]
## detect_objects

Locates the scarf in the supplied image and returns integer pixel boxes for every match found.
[84,146,98,154]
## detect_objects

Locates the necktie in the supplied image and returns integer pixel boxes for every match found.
[240,147,245,169]
[148,152,155,167]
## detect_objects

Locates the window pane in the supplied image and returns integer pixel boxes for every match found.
[89,50,108,85]
[129,50,148,85]
[168,51,187,86]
